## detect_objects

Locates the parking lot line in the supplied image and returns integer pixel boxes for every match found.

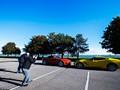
[10,68,62,90]
[33,68,61,81]
[10,86,19,90]
[85,71,90,90]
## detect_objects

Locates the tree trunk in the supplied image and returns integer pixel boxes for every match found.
[38,54,40,58]
[67,52,69,58]
[61,53,64,58]
[42,54,44,59]
[77,52,79,59]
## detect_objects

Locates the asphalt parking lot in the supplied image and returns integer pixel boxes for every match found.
[0,58,120,90]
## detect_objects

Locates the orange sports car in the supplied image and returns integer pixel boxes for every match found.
[42,55,71,67]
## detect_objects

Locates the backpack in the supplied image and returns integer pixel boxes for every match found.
[18,54,27,63]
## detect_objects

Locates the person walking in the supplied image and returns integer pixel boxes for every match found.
[22,53,37,86]
[16,52,29,73]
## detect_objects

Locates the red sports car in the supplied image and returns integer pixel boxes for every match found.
[42,56,71,67]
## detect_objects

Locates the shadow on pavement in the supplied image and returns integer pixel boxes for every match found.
[0,68,17,73]
[34,62,43,65]
[34,62,110,72]
[65,66,110,71]
[0,61,17,63]
[0,77,22,86]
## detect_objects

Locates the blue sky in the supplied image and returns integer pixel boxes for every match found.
[0,0,120,54]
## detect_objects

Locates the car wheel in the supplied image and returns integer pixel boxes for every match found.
[58,61,64,67]
[107,63,118,71]
[42,60,47,65]
[76,62,84,69]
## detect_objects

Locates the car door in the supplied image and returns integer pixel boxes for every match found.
[51,57,57,65]
[92,57,107,68]
[49,56,55,64]
[82,59,94,67]
[45,56,55,64]
[49,56,59,65]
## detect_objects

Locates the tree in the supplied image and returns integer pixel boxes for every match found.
[1,42,21,56]
[74,34,89,59]
[101,16,120,54]
[63,35,75,57]
[14,47,21,55]
[53,33,74,58]
[47,32,56,55]
[23,35,49,57]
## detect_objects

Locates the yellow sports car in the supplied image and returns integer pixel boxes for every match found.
[74,56,120,71]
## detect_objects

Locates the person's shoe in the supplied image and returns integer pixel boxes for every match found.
[21,83,28,86]
[16,71,20,73]
[26,79,33,83]
[29,80,33,83]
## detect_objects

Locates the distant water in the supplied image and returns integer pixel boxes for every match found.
[0,54,20,57]
[64,54,120,58]
[0,54,120,58]
[82,55,120,58]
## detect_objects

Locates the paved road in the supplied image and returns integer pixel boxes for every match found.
[0,58,120,90]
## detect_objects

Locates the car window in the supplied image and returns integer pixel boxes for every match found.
[92,57,106,60]
[89,58,93,60]
[56,56,60,59]
[48,56,53,58]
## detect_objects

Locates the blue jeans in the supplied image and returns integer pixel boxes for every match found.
[22,68,30,84]
[16,63,23,73]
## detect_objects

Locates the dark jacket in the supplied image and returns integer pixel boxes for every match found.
[18,54,27,64]
[22,55,36,69]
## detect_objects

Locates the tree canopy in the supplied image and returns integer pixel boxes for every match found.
[1,33,89,58]
[23,33,89,58]
[74,34,89,58]
[52,33,75,58]
[47,32,56,54]
[1,42,21,55]
[101,16,120,54]
[23,35,49,57]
